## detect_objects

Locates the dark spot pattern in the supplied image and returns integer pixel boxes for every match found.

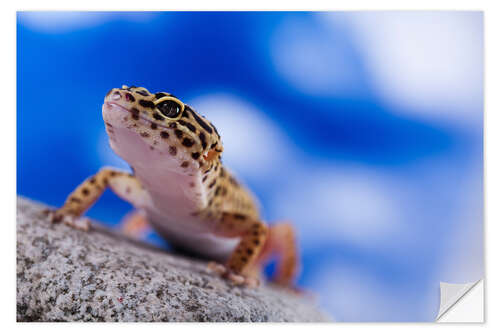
[136,90,149,96]
[199,132,207,150]
[155,92,168,99]
[153,113,164,121]
[180,161,189,168]
[191,152,200,160]
[131,108,140,120]
[150,123,157,130]
[139,100,155,108]
[169,146,177,156]
[178,120,197,133]
[174,130,183,139]
[182,138,194,147]
[212,123,221,138]
[160,131,169,139]
[187,109,213,134]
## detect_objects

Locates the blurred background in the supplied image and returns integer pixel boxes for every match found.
[17,11,483,321]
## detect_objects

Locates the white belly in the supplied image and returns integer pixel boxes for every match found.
[107,115,238,260]
[147,214,240,261]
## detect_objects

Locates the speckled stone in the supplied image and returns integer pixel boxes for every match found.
[16,197,330,322]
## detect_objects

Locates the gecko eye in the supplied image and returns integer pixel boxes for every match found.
[155,97,184,118]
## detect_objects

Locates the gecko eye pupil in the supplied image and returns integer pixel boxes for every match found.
[157,100,181,118]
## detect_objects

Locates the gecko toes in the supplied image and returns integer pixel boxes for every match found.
[207,261,260,288]
[46,209,64,223]
[207,261,227,274]
[46,209,90,231]
[62,215,91,231]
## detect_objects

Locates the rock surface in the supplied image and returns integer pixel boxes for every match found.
[16,197,330,322]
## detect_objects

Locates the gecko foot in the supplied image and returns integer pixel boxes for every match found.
[207,261,260,288]
[45,210,91,231]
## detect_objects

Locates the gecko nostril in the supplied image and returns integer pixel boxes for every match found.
[111,91,121,101]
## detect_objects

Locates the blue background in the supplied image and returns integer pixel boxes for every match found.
[17,12,483,321]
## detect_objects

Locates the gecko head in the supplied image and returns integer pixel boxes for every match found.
[102,85,223,170]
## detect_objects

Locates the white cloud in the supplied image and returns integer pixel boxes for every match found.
[434,171,484,283]
[270,165,409,248]
[322,12,483,124]
[188,93,295,180]
[18,12,160,33]
[268,16,363,97]
[309,263,436,321]
[18,12,111,33]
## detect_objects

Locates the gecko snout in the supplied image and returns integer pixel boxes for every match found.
[105,88,122,102]
[110,90,122,101]
[105,89,137,105]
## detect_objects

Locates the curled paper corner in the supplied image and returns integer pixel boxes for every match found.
[436,280,482,321]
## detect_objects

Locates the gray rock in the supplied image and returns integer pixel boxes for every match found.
[16,196,330,322]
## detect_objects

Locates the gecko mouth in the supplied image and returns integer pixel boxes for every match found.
[103,101,169,130]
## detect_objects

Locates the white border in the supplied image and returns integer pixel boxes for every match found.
[4,0,497,331]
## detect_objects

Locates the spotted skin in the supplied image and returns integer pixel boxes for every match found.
[50,85,299,287]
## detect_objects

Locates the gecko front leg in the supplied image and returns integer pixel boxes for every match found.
[208,212,269,286]
[48,167,151,230]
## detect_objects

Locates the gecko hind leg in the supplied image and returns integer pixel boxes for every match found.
[208,221,299,288]
[259,222,300,286]
[121,210,152,239]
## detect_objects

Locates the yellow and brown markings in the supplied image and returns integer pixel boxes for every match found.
[193,164,258,220]
[107,86,223,172]
[213,213,269,274]
[50,167,146,222]
[56,85,301,288]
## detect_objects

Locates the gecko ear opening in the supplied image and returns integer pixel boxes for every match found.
[203,149,220,162]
